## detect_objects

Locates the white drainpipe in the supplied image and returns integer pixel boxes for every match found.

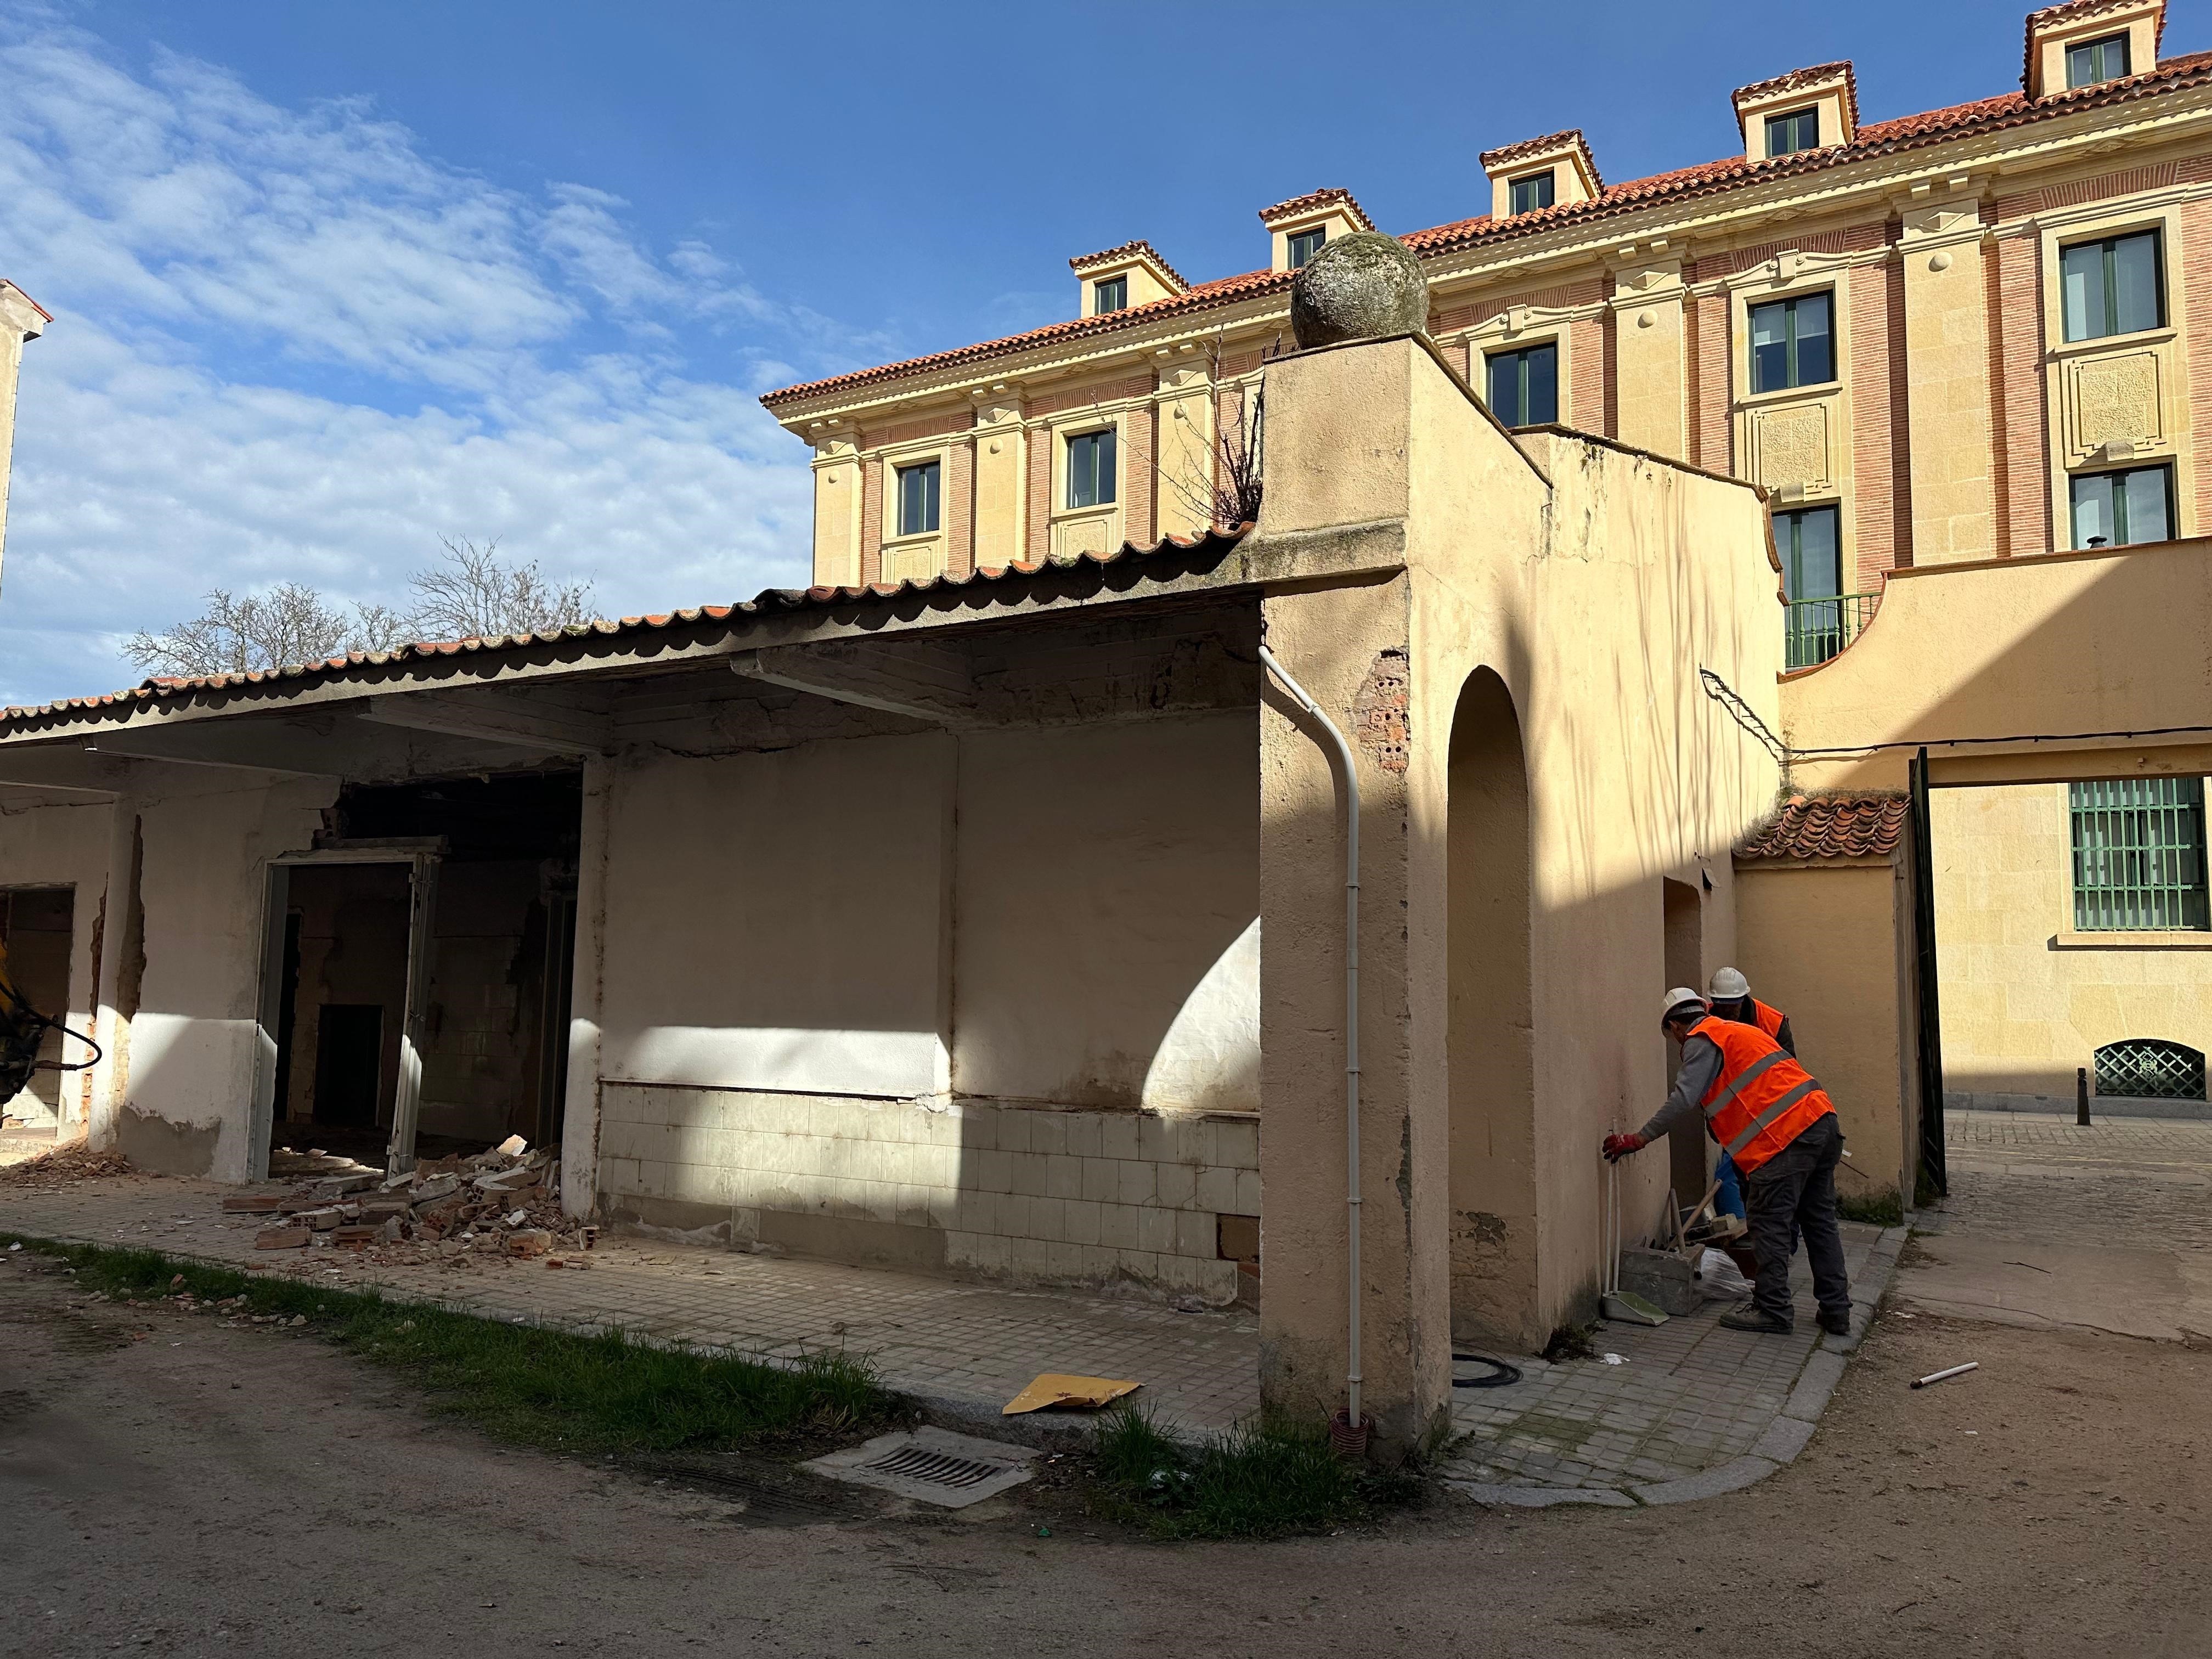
[1257,644,1362,1429]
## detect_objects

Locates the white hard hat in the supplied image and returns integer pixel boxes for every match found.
[1709,966,1750,1001]
[1661,988,1708,1025]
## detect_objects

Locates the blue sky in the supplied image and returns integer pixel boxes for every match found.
[0,0,2198,706]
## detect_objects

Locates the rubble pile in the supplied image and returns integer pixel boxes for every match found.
[222,1135,597,1271]
[0,1137,138,1192]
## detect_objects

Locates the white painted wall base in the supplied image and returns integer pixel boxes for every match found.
[597,1083,1260,1303]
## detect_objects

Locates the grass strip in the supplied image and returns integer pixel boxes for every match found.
[1088,1401,1414,1539]
[2,1232,895,1457]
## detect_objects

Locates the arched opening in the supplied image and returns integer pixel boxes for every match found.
[1447,668,1537,1347]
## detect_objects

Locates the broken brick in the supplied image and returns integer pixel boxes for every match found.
[255,1228,310,1251]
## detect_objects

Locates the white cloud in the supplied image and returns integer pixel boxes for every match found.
[0,8,871,707]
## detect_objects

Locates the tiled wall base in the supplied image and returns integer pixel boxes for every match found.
[596,1084,1260,1303]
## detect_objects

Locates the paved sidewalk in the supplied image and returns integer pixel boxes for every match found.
[0,1175,1261,1438]
[1438,1221,1903,1508]
[1,1173,1895,1499]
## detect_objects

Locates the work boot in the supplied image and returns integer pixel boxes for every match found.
[1718,1304,1793,1335]
[1818,1308,1853,1338]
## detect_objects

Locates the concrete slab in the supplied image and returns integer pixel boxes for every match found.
[1899,1233,2212,1342]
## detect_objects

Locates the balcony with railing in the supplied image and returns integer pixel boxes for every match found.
[1784,591,1880,669]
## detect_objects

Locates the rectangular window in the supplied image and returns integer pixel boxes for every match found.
[895,460,941,537]
[2070,464,2173,548]
[1509,171,1555,215]
[1066,427,1118,509]
[1286,227,1326,268]
[1764,108,1820,157]
[1748,291,1834,393]
[2060,230,2164,342]
[1485,343,1558,427]
[1776,505,1848,668]
[2066,31,2131,88]
[2070,777,2209,931]
[1092,275,1127,314]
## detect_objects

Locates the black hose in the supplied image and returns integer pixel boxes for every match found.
[1451,1352,1522,1389]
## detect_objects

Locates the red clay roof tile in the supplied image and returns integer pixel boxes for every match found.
[760,49,2212,413]
[1257,187,1374,230]
[1069,239,1189,289]
[0,526,1252,729]
[1736,793,1909,862]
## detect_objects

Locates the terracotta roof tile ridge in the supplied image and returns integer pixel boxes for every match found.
[2024,1,2168,87]
[1257,188,1375,230]
[1478,128,1587,168]
[761,50,2212,408]
[1069,239,1190,289]
[0,526,1254,726]
[1736,790,1910,862]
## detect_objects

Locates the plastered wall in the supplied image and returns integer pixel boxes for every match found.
[1734,857,1917,1203]
[592,707,1265,1297]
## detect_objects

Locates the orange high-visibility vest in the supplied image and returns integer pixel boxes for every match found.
[1750,998,1786,1041]
[1688,1014,1833,1175]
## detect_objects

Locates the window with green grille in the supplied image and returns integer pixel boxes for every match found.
[2068,776,2209,931]
[2095,1038,2205,1101]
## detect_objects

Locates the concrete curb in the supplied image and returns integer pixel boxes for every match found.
[1451,1223,1908,1510]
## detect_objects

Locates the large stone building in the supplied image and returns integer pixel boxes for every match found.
[760,0,2212,1123]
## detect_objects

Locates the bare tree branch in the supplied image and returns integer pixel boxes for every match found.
[122,539,599,679]
[405,536,596,642]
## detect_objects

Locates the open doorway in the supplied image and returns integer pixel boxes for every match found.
[0,887,75,1130]
[1447,668,1538,1349]
[261,771,582,1175]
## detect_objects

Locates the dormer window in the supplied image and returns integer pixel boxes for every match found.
[2067,31,2131,86]
[1764,107,1820,157]
[1509,172,1555,215]
[1288,227,1327,268]
[1093,275,1128,314]
[1068,241,1188,319]
[1260,191,1372,273]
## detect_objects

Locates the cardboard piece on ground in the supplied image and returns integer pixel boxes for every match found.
[1002,1373,1142,1415]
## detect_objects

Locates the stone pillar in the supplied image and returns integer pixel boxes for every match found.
[1258,577,1448,1460]
[809,438,861,588]
[86,795,138,1153]
[1900,192,1998,563]
[1610,256,1688,459]
[971,398,1024,571]
[559,755,612,1220]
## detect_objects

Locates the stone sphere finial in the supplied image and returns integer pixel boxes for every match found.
[1288,232,1430,350]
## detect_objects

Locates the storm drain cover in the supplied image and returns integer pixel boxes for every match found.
[802,1427,1035,1509]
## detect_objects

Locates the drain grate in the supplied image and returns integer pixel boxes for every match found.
[861,1446,1006,1490]
[803,1427,1037,1509]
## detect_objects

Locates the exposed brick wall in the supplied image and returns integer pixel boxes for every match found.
[1570,311,1608,435]
[1026,373,1153,418]
[1688,287,1733,473]
[1124,403,1155,548]
[1848,256,1904,582]
[2182,193,2212,534]
[1994,229,2051,557]
[1024,420,1051,563]
[868,407,974,448]
[946,439,975,579]
[1431,303,1479,335]
[859,455,884,586]
[1994,162,2182,220]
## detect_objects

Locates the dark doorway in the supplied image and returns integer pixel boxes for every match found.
[0,887,75,1126]
[312,1004,385,1127]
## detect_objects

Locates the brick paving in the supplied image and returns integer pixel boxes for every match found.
[1438,1222,1893,1494]
[1936,1109,2212,1249]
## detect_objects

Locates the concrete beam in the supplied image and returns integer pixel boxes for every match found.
[357,689,614,756]
[731,640,976,725]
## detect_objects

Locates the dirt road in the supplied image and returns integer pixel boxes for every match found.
[2,1247,2204,1658]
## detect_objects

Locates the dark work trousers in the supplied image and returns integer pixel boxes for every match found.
[1743,1113,1851,1327]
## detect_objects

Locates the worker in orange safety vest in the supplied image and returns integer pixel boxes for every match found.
[1602,988,1853,1337]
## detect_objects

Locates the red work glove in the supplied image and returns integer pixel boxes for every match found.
[1601,1132,1647,1163]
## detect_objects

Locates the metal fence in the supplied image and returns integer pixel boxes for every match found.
[1782,591,1880,669]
